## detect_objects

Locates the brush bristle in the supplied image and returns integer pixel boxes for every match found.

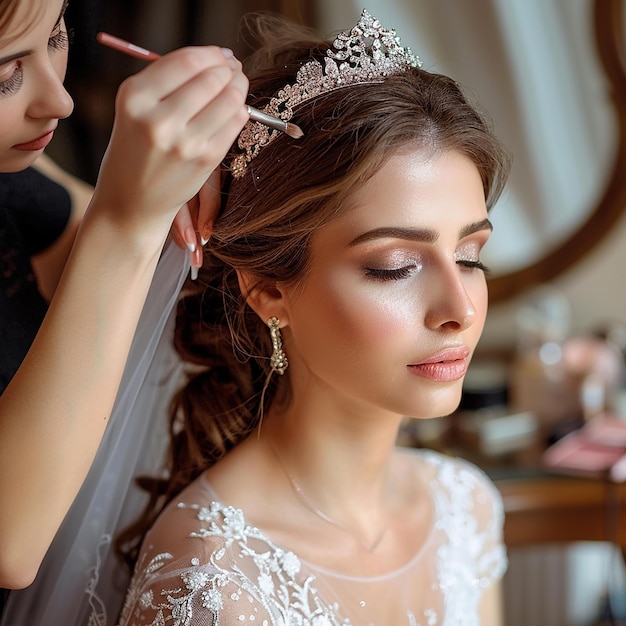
[285,123,304,139]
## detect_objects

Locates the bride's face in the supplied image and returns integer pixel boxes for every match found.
[279,149,491,421]
[0,0,73,172]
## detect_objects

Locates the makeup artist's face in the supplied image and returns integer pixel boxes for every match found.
[0,0,73,172]
[279,150,491,421]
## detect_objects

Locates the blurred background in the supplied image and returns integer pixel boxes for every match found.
[49,1,626,624]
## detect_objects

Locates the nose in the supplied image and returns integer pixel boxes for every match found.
[423,265,478,332]
[26,59,74,122]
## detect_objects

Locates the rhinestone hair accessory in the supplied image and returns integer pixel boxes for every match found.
[230,9,422,178]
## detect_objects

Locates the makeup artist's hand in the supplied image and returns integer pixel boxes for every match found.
[87,45,248,251]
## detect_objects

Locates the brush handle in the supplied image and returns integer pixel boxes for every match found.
[247,106,288,133]
[96,32,161,61]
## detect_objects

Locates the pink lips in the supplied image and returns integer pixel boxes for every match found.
[408,346,470,382]
[13,129,55,151]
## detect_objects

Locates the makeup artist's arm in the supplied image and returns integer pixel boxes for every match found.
[0,46,248,589]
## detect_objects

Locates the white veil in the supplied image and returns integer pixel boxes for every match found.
[2,242,188,626]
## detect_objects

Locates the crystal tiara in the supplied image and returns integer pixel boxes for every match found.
[230,9,422,178]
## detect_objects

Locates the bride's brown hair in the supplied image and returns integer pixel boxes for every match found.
[117,12,510,568]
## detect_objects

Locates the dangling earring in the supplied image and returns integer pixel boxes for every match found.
[268,316,288,375]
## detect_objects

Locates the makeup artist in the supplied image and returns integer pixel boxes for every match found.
[0,0,248,608]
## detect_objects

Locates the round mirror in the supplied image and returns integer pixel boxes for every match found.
[486,0,626,302]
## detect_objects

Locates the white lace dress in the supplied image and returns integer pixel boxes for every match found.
[117,448,506,626]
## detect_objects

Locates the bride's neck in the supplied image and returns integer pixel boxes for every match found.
[260,406,401,513]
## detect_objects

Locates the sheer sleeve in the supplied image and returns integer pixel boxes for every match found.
[436,454,508,588]
[117,496,283,626]
[118,554,275,626]
[467,462,507,586]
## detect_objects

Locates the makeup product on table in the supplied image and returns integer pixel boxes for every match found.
[543,412,626,482]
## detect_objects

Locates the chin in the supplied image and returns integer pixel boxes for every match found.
[2,154,39,173]
[405,408,457,421]
[403,388,464,420]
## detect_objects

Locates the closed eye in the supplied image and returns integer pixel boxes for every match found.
[457,259,490,274]
[365,264,418,281]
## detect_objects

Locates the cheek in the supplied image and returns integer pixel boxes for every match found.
[473,277,489,327]
[0,102,33,171]
[0,98,20,133]
[313,270,422,347]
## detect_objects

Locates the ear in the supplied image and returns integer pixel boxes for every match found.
[236,269,290,327]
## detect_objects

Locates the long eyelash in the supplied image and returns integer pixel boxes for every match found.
[49,28,73,51]
[365,266,416,281]
[0,65,23,96]
[457,259,491,275]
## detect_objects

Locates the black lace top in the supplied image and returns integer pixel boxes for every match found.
[0,167,72,394]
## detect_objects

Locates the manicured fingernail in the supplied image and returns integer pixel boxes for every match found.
[184,227,196,253]
[190,263,198,281]
[200,223,213,246]
[221,47,234,59]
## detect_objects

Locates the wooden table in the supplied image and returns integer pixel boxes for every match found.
[495,473,626,552]
[404,415,626,552]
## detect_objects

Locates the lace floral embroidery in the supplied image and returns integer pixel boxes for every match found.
[426,452,507,626]
[118,502,346,626]
[118,454,506,626]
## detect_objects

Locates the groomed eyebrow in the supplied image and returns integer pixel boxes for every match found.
[459,218,493,239]
[0,1,70,65]
[349,227,438,247]
[348,218,493,247]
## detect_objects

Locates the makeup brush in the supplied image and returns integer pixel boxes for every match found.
[96,32,304,139]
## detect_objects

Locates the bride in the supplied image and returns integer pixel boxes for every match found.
[117,10,510,626]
